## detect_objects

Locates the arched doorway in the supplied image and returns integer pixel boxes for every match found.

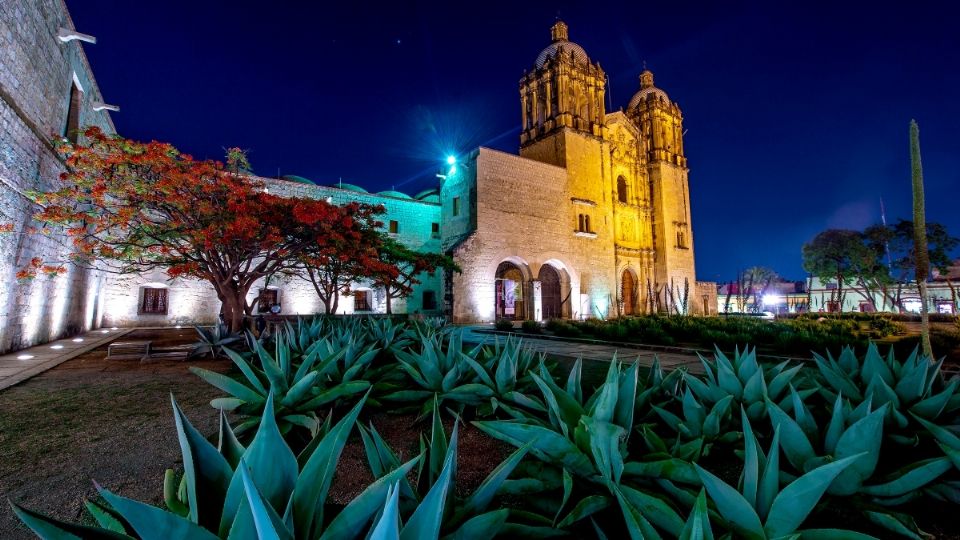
[495,262,526,320]
[539,265,562,320]
[622,270,637,316]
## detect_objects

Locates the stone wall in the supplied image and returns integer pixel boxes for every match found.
[0,0,115,352]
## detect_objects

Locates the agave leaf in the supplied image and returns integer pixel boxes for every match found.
[319,456,421,540]
[682,390,707,428]
[293,394,368,538]
[911,379,959,419]
[11,501,132,539]
[622,459,700,485]
[828,405,887,496]
[768,364,803,400]
[252,338,288,395]
[401,423,458,540]
[695,464,765,540]
[556,495,611,528]
[612,484,663,540]
[864,510,923,540]
[615,360,639,434]
[443,384,495,404]
[703,395,734,439]
[796,529,879,539]
[741,408,763,508]
[211,397,246,411]
[445,509,509,540]
[98,486,220,540]
[580,417,626,484]
[766,399,815,471]
[238,464,291,540]
[823,394,845,456]
[813,354,862,401]
[190,367,264,404]
[299,380,370,409]
[859,456,951,497]
[219,393,298,536]
[463,356,496,388]
[589,358,622,424]
[789,386,818,442]
[618,484,685,537]
[502,390,546,412]
[281,371,319,407]
[678,489,714,540]
[566,358,583,403]
[458,441,532,519]
[163,470,189,516]
[860,344,894,387]
[367,482,402,540]
[763,453,863,538]
[472,420,595,477]
[684,373,721,404]
[85,499,129,534]
[756,428,781,523]
[223,347,268,395]
[894,358,929,404]
[743,369,767,405]
[427,396,448,488]
[171,395,233,529]
[715,352,744,399]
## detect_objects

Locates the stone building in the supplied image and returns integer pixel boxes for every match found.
[0,0,116,353]
[443,21,715,322]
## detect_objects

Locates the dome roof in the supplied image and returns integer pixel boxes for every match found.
[332,182,368,193]
[534,20,590,69]
[377,190,412,199]
[535,41,590,68]
[280,174,315,184]
[414,188,438,200]
[627,70,671,109]
[627,87,671,109]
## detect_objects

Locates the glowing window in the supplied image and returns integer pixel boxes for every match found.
[355,290,371,311]
[141,287,168,314]
[389,220,398,234]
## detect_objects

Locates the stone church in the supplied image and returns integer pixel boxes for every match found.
[0,5,714,353]
[442,21,715,322]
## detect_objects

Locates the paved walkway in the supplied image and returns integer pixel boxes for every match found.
[460,326,706,374]
[0,328,135,391]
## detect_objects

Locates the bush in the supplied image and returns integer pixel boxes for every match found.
[494,318,514,331]
[521,320,542,334]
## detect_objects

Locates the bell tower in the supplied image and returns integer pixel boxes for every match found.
[519,20,606,153]
[627,69,696,302]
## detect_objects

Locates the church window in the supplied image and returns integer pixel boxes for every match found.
[355,290,371,311]
[140,287,168,315]
[422,290,437,310]
[65,81,82,144]
[577,214,592,233]
[389,220,399,234]
[452,197,460,217]
[257,288,279,313]
[676,230,688,249]
[617,176,628,203]
[431,222,440,238]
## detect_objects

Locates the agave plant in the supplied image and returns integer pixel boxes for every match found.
[383,330,492,414]
[649,390,737,460]
[464,336,547,417]
[694,409,876,539]
[812,343,960,444]
[475,358,698,537]
[685,346,809,423]
[191,332,370,437]
[191,323,243,359]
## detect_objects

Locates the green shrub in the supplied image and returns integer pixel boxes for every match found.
[494,318,514,331]
[521,320,542,334]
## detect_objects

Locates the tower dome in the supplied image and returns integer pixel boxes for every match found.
[628,69,671,109]
[534,20,590,68]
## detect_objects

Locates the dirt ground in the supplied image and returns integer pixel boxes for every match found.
[0,329,509,539]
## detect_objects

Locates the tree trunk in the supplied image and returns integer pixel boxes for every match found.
[219,289,249,334]
[385,285,393,315]
[910,120,933,358]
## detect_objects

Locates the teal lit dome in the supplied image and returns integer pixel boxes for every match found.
[414,188,439,200]
[332,182,368,193]
[280,174,315,184]
[378,190,412,199]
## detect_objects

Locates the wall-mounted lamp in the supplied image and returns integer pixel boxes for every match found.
[92,101,119,112]
[57,28,97,44]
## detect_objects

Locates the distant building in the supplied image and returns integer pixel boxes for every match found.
[717,263,960,315]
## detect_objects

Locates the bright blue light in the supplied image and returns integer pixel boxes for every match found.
[446,155,456,165]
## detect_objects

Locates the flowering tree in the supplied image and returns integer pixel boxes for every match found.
[296,203,398,314]
[373,237,458,315]
[17,127,384,332]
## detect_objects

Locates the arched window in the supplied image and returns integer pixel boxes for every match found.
[617,176,628,203]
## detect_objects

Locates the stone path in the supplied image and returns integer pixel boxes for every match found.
[460,326,707,375]
[0,328,135,391]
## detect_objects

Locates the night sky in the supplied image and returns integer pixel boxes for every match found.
[67,1,959,282]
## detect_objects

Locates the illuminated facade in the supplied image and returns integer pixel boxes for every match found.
[444,21,715,322]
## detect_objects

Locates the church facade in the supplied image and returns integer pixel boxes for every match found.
[442,21,715,322]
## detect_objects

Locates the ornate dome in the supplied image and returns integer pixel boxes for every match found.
[534,21,590,68]
[627,70,670,109]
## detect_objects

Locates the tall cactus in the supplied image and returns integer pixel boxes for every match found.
[910,119,933,358]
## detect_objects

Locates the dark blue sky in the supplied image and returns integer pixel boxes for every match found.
[68,1,959,281]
